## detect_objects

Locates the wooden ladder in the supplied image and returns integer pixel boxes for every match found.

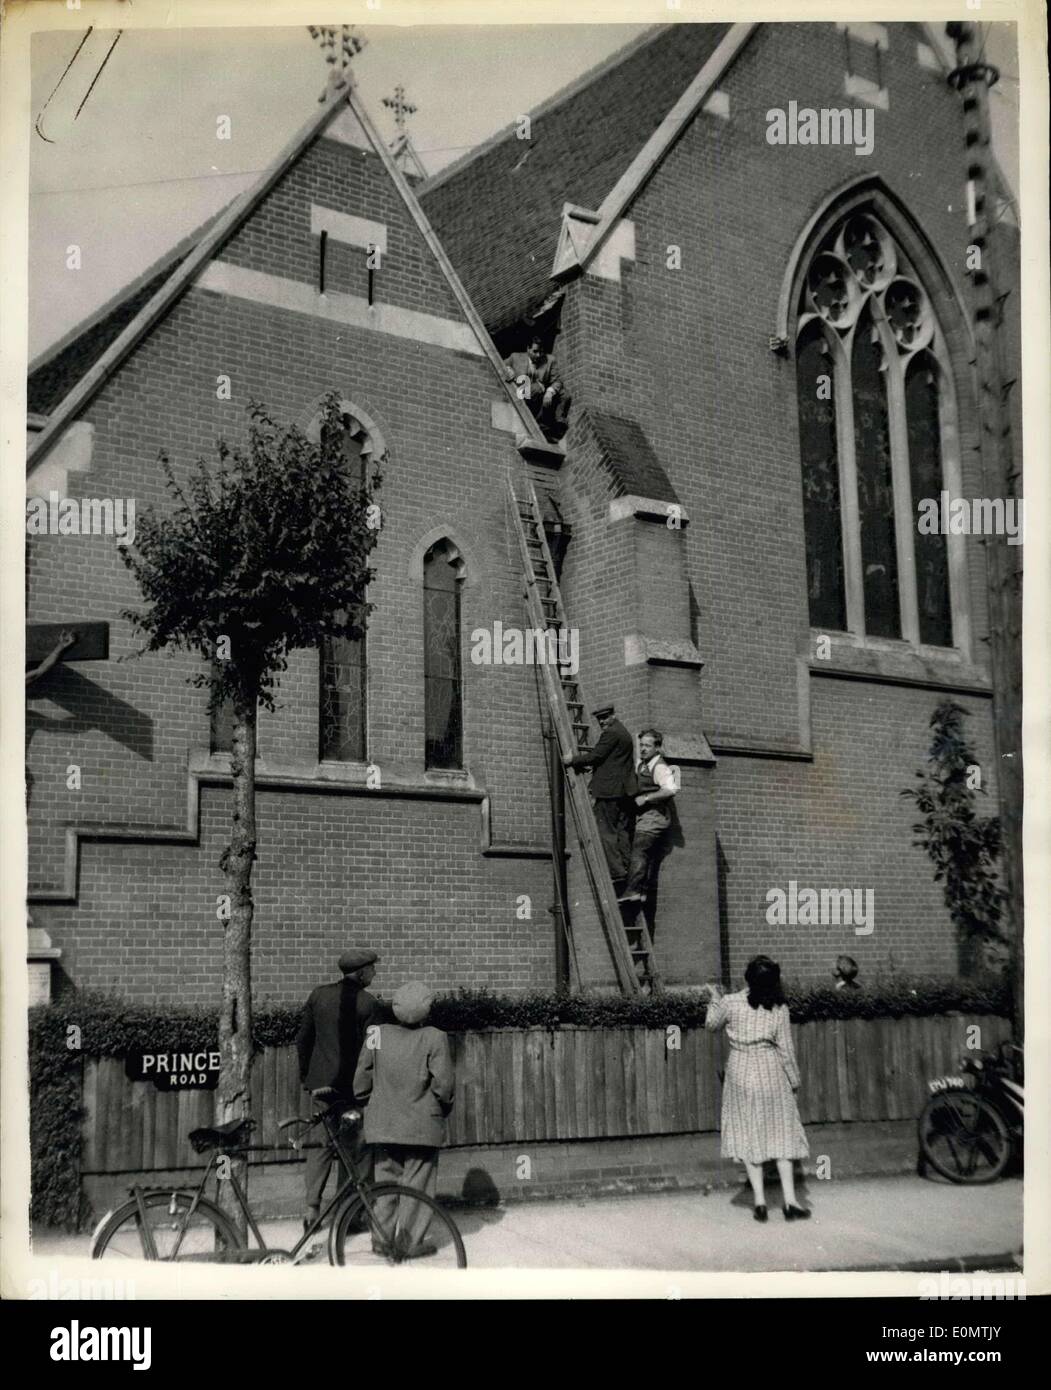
[507,475,661,995]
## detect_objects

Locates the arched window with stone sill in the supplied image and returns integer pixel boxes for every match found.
[794,209,957,649]
[422,538,465,769]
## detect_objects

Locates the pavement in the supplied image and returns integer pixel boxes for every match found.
[32,1173,1022,1272]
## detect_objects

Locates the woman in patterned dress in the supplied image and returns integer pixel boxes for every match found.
[703,955,811,1223]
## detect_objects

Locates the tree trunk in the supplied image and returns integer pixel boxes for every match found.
[216,691,257,1235]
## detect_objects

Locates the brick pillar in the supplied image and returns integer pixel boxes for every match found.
[558,465,719,987]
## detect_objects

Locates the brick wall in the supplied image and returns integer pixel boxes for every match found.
[546,21,1004,982]
[41,785,553,1004]
[28,25,1010,998]
[714,680,998,982]
[28,135,562,1003]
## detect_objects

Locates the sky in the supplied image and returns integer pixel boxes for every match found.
[27,21,1019,363]
[28,24,649,360]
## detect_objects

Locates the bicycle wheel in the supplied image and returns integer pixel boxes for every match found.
[91,1192,244,1262]
[329,1184,466,1269]
[918,1092,1011,1184]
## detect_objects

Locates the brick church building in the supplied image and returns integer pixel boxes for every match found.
[25,22,1019,1006]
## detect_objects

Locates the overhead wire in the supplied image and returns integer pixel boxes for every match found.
[34,27,94,143]
[73,31,124,122]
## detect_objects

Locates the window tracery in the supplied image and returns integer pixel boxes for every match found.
[796,211,954,649]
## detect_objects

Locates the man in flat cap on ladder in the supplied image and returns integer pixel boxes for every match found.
[564,703,638,898]
[297,948,391,1236]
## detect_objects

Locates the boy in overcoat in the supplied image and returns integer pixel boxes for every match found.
[353,981,455,1259]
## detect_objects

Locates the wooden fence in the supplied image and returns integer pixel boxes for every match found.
[80,1014,1011,1174]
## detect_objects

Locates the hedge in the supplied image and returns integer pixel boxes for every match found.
[29,976,1010,1231]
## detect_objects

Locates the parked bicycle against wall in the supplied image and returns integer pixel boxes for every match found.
[918,1039,1023,1184]
[91,1102,467,1268]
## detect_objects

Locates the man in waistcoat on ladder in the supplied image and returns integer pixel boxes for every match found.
[620,729,677,924]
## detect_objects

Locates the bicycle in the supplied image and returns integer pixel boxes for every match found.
[90,1102,467,1268]
[918,1039,1024,1184]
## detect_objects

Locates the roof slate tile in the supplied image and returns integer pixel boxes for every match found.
[420,23,730,333]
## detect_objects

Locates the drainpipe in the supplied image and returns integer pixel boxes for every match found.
[946,22,1023,1033]
[547,722,571,993]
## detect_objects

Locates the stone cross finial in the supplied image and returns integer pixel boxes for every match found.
[383,85,417,133]
[308,25,367,100]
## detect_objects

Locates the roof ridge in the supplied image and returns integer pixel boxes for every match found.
[344,88,546,447]
[567,22,755,278]
[417,24,666,197]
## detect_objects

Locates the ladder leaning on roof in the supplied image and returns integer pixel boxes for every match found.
[507,473,661,996]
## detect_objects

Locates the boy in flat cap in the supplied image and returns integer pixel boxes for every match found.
[297,949,389,1232]
[354,982,454,1259]
[564,703,637,892]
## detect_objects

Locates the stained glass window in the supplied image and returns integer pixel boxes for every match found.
[210,685,258,756]
[424,541,463,769]
[318,410,371,761]
[321,413,368,488]
[852,307,900,638]
[906,354,953,646]
[795,209,958,650]
[210,692,234,754]
[320,635,366,762]
[796,323,846,630]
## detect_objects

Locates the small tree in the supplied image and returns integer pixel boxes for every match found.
[122,395,381,1222]
[901,700,1007,977]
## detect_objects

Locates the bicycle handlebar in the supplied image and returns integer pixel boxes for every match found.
[278,1107,363,1145]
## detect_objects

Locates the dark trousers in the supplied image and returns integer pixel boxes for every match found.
[593,796,635,883]
[372,1145,439,1250]
[626,816,670,902]
[303,1096,372,1213]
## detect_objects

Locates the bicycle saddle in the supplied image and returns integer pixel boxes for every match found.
[188,1117,255,1153]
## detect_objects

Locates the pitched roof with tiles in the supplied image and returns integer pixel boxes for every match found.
[419,23,730,335]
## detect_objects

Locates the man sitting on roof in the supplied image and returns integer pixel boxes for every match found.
[504,335,571,442]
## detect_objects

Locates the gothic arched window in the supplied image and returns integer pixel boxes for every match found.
[316,405,380,763]
[423,539,465,769]
[795,211,955,648]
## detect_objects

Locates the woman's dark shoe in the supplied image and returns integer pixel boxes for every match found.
[753,1205,768,1223]
[783,1204,811,1221]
